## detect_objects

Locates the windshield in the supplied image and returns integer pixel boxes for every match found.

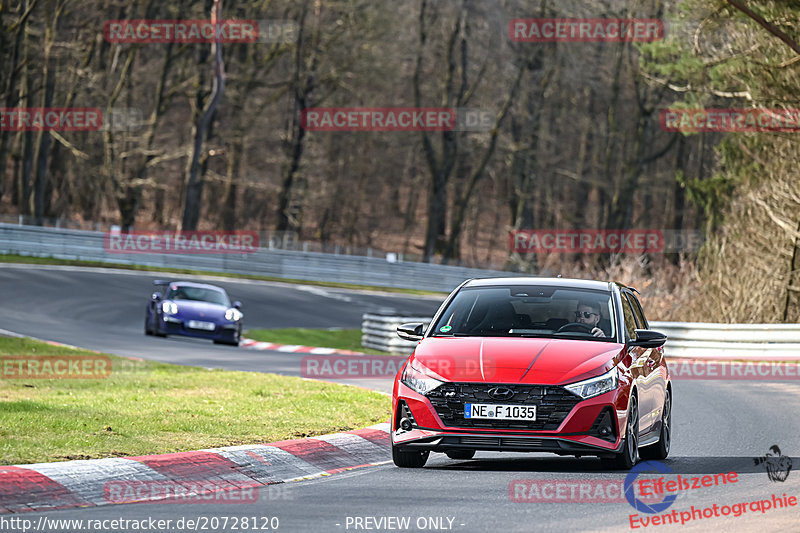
[166,286,230,307]
[430,285,616,341]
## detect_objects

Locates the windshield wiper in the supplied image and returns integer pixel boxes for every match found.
[552,333,615,341]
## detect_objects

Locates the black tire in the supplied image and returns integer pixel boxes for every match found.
[601,394,639,470]
[641,390,671,460]
[151,318,167,337]
[392,445,429,468]
[445,449,475,460]
[144,319,153,336]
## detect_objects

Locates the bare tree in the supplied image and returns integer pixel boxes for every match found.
[180,0,226,230]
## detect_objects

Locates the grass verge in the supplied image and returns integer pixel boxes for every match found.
[0,254,443,296]
[0,336,390,465]
[244,328,398,356]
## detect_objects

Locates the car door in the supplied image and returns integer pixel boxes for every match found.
[620,292,655,434]
[627,291,667,434]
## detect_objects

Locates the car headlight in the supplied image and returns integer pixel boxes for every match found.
[161,301,178,315]
[564,367,618,399]
[225,308,243,321]
[401,360,444,395]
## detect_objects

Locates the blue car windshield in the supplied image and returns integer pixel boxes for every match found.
[430,285,616,341]
[167,286,230,306]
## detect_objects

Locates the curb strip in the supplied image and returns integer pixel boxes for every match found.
[0,424,391,514]
[239,338,365,355]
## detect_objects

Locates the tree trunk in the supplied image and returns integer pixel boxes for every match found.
[275,110,308,232]
[415,0,468,262]
[442,59,526,263]
[275,0,321,234]
[181,0,226,231]
[0,0,41,203]
[17,12,34,216]
[222,136,242,231]
[33,7,59,224]
[133,40,175,229]
[783,218,800,322]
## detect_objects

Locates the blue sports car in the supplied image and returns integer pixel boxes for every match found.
[144,280,243,345]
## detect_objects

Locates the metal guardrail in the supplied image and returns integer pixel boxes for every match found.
[646,322,800,361]
[0,224,520,293]
[362,314,430,354]
[361,315,800,361]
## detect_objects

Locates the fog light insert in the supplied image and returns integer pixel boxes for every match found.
[590,407,617,442]
[396,400,417,432]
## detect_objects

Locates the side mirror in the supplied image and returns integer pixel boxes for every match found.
[397,322,426,342]
[629,329,667,348]
[233,301,242,309]
[151,292,162,302]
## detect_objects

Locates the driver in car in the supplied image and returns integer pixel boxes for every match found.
[575,301,605,337]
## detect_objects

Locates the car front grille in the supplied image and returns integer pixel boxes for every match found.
[456,436,546,447]
[427,383,582,430]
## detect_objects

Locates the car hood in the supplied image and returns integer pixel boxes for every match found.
[170,300,229,320]
[412,336,623,385]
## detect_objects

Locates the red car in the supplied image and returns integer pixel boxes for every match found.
[391,277,670,469]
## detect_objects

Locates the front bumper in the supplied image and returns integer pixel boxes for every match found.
[161,316,240,340]
[392,431,624,457]
[392,380,628,457]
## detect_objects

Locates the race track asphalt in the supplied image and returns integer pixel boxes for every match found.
[0,264,441,391]
[1,264,798,532]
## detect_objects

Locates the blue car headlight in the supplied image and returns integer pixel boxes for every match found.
[225,308,243,322]
[161,301,178,315]
[565,367,618,399]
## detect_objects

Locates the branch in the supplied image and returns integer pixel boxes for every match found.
[639,72,754,100]
[8,0,42,32]
[749,195,800,239]
[49,131,89,159]
[725,0,800,55]
[641,133,679,165]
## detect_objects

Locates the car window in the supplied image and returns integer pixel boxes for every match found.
[430,285,615,341]
[167,286,230,306]
[624,292,648,329]
[619,293,637,341]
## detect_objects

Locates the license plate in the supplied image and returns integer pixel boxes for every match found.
[464,403,536,420]
[187,320,215,331]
